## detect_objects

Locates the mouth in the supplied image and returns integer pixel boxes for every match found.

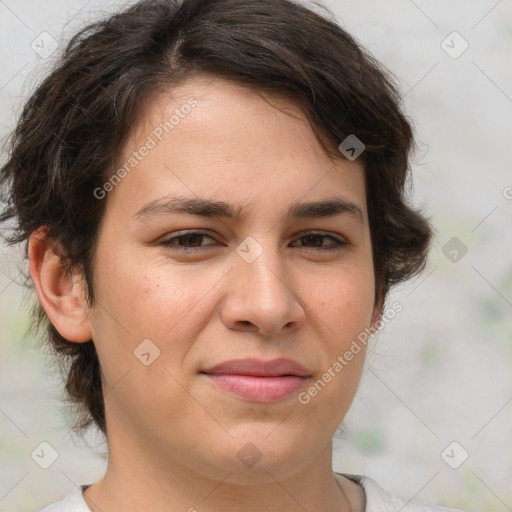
[200,358,311,403]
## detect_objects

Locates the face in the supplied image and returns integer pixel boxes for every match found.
[86,76,379,483]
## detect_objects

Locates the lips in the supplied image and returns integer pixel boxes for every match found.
[201,358,311,403]
[202,357,311,377]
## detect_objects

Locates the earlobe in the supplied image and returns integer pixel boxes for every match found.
[28,227,92,343]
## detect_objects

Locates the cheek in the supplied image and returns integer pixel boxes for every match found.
[310,267,374,387]
[298,273,373,421]
[332,285,375,337]
[315,264,376,338]
[88,249,228,388]
[93,244,204,335]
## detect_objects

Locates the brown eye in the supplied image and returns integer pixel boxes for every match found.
[291,232,347,250]
[160,232,218,251]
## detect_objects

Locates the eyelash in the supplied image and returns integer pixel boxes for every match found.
[159,231,347,252]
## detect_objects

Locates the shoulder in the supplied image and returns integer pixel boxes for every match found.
[35,485,91,512]
[336,472,467,512]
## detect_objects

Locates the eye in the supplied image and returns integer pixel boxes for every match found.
[159,230,347,252]
[290,232,347,251]
[160,231,217,251]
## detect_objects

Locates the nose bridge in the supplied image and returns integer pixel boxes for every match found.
[223,233,304,335]
[235,234,289,295]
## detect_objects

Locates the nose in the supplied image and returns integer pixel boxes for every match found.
[220,240,306,336]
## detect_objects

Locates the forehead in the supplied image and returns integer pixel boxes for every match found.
[108,75,367,221]
[131,75,328,158]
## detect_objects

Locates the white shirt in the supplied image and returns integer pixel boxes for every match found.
[37,473,466,511]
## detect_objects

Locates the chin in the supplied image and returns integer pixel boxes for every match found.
[199,424,315,480]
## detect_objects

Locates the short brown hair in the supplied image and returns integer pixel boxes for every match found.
[0,0,432,436]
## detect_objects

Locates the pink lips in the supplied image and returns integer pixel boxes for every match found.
[201,358,311,403]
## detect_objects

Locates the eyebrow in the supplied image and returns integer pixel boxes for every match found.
[133,195,364,224]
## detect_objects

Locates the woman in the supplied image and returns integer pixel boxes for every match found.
[0,0,466,510]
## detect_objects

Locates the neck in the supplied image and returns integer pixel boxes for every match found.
[83,433,357,512]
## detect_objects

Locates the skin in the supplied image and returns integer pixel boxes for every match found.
[29,75,383,512]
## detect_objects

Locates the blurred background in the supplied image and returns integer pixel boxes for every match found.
[1,1,511,510]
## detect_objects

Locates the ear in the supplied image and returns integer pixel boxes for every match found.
[28,227,92,342]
